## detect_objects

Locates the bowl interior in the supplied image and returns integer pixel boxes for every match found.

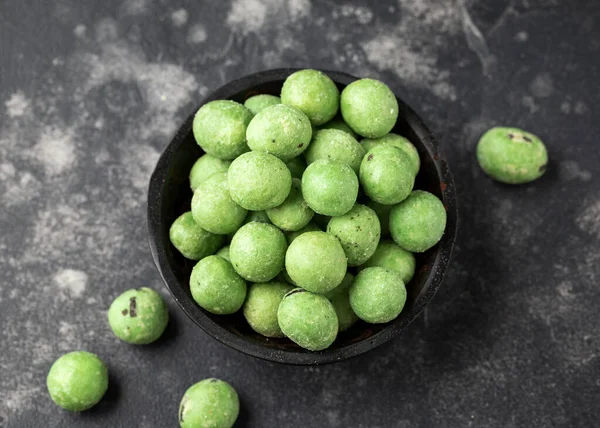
[148,69,457,364]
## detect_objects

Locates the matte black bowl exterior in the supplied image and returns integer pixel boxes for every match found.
[148,68,457,365]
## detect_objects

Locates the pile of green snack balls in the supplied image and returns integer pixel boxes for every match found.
[174,69,448,353]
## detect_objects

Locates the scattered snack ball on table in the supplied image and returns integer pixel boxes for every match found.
[361,133,420,175]
[266,178,314,231]
[476,126,548,184]
[179,378,239,428]
[244,94,281,116]
[302,159,359,216]
[46,351,108,412]
[349,267,407,323]
[189,154,232,191]
[243,281,294,337]
[108,288,169,344]
[169,212,224,260]
[305,129,366,173]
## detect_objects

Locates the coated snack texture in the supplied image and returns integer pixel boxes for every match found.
[170,212,224,260]
[244,94,281,115]
[179,378,239,428]
[190,256,247,314]
[360,145,415,205]
[349,267,407,323]
[189,154,232,191]
[302,159,359,216]
[266,178,314,232]
[306,129,366,173]
[281,69,340,125]
[243,281,294,337]
[360,240,416,284]
[361,133,420,175]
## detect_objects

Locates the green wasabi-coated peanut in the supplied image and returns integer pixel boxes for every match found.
[189,154,232,191]
[266,178,314,232]
[318,115,358,138]
[361,133,420,175]
[216,245,230,261]
[324,273,358,332]
[277,289,338,351]
[228,151,292,210]
[191,172,247,235]
[243,281,294,337]
[285,156,307,179]
[245,210,271,224]
[169,212,224,260]
[389,190,446,253]
[246,104,312,161]
[476,126,548,184]
[190,256,247,315]
[108,288,169,344]
[305,129,366,173]
[360,240,416,284]
[179,378,239,428]
[340,78,398,138]
[327,204,380,266]
[360,145,415,205]
[302,159,358,216]
[285,222,321,245]
[285,231,347,294]
[244,94,281,115]
[229,222,287,282]
[193,100,252,160]
[46,351,108,412]
[349,267,406,323]
[367,200,392,237]
[280,69,340,125]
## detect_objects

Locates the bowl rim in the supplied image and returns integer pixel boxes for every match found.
[147,68,458,365]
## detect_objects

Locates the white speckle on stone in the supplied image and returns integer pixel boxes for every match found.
[521,95,539,113]
[5,91,31,118]
[120,0,150,16]
[557,281,574,299]
[32,126,77,176]
[0,162,15,179]
[529,72,554,98]
[58,321,78,340]
[335,5,373,24]
[576,198,600,239]
[95,18,119,43]
[73,24,87,38]
[187,24,207,44]
[54,269,88,298]
[9,289,19,299]
[286,0,311,20]
[171,8,189,27]
[227,0,268,33]
[561,101,572,114]
[559,160,592,182]
[574,101,588,115]
[94,117,104,129]
[52,58,64,67]
[514,31,529,42]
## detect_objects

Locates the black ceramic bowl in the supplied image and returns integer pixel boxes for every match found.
[148,68,457,365]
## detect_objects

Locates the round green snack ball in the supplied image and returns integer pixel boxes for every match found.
[367,201,393,237]
[361,133,420,175]
[318,116,358,138]
[340,78,398,138]
[266,178,314,231]
[326,204,380,266]
[285,156,307,179]
[191,172,247,234]
[243,281,294,337]
[285,222,321,245]
[389,190,447,253]
[46,351,108,412]
[302,159,358,216]
[108,288,169,344]
[476,126,548,184]
[285,231,347,294]
[216,245,230,261]
[179,378,239,428]
[230,222,287,282]
[190,256,247,314]
[245,210,271,224]
[246,104,312,161]
[280,69,339,125]
[360,240,416,284]
[189,154,231,191]
[305,129,366,173]
[228,151,292,210]
[324,273,358,332]
[244,94,281,115]
[360,145,415,205]
[349,267,406,323]
[277,289,338,351]
[170,212,224,260]
[193,100,252,160]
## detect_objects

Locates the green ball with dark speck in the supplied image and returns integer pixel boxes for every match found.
[230,222,287,282]
[246,104,312,161]
[108,287,169,344]
[302,159,358,216]
[169,212,224,260]
[179,378,239,428]
[361,133,420,175]
[285,156,307,179]
[341,78,398,138]
[327,204,380,266]
[266,178,314,231]
[243,281,294,337]
[360,240,416,284]
[47,351,108,412]
[228,151,292,210]
[190,256,247,314]
[191,172,247,234]
[244,94,281,115]
[318,115,358,138]
[285,222,321,245]
[350,267,406,323]
[280,69,339,125]
[277,289,338,351]
[306,129,366,173]
[189,154,231,191]
[389,190,446,253]
[360,145,415,205]
[476,126,548,184]
[324,273,358,332]
[285,231,347,294]
[216,245,230,261]
[367,200,392,237]
[193,100,252,160]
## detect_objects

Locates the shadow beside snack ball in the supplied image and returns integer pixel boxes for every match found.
[147,68,458,365]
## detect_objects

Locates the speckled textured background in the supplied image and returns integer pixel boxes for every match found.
[1,0,599,427]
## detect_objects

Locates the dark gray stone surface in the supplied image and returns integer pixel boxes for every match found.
[1,0,599,427]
